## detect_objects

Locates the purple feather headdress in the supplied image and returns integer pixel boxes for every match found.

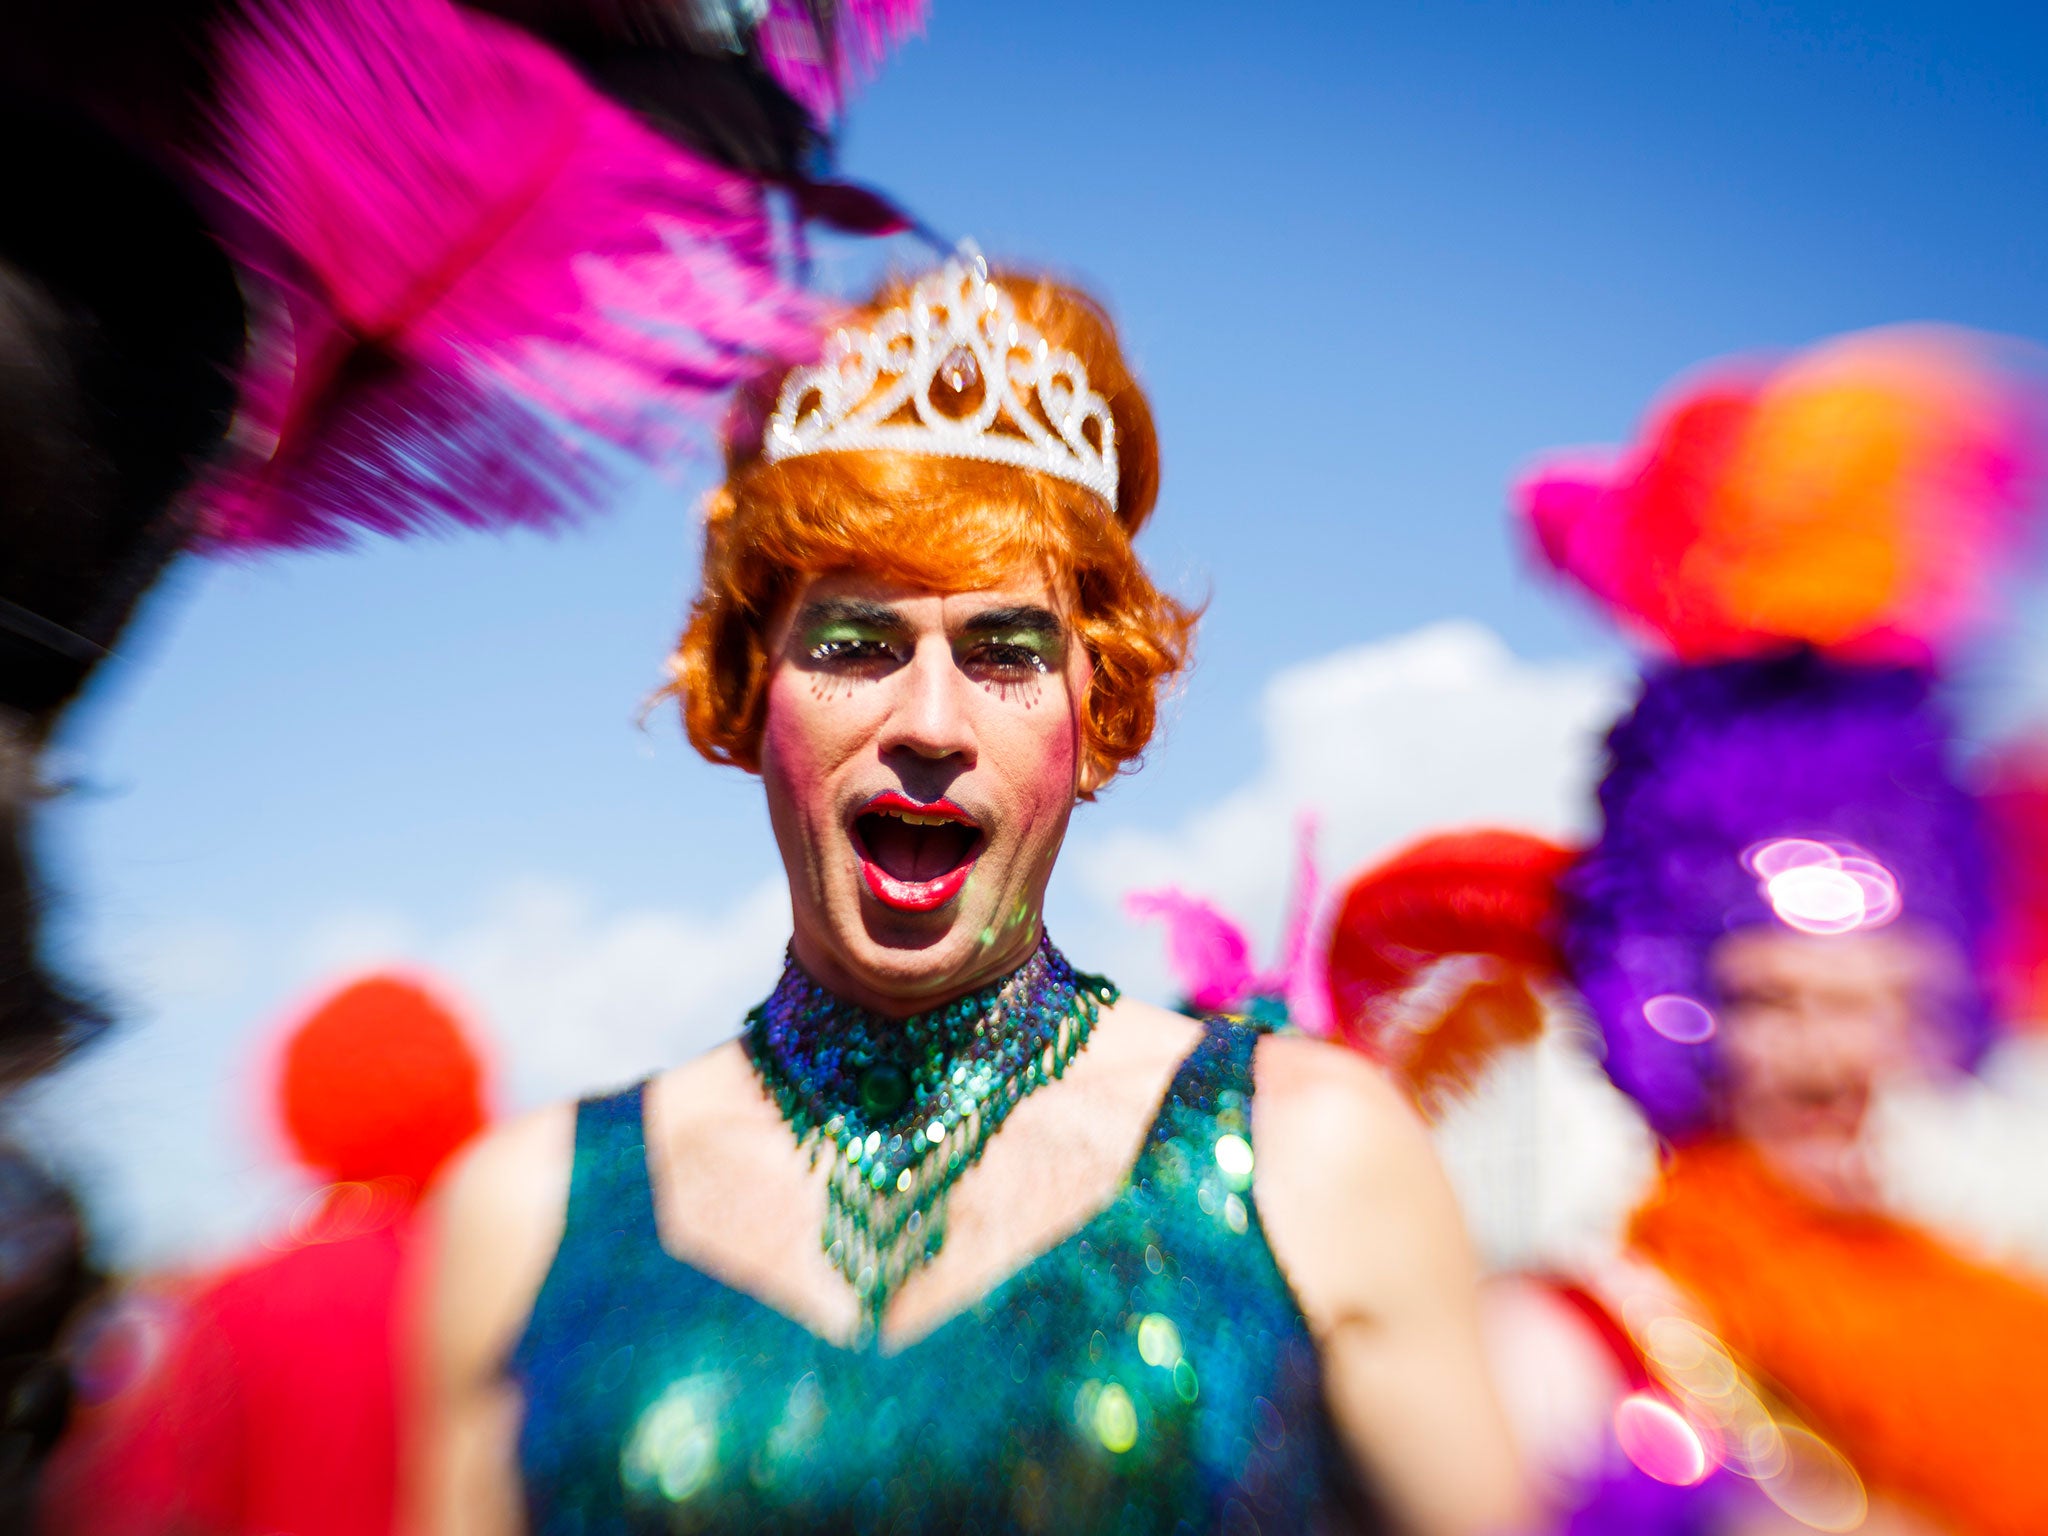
[1561,650,1992,1140]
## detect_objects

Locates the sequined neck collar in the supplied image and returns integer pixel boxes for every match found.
[743,933,1117,1341]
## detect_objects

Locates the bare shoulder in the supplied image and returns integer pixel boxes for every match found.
[1254,1036,1530,1533]
[1251,1032,1438,1176]
[415,1101,579,1391]
[1249,1034,1475,1330]
[648,1038,765,1133]
[432,1039,763,1284]
[431,1100,578,1260]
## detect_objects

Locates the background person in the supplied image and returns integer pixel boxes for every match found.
[1324,327,2048,1535]
[43,973,492,1536]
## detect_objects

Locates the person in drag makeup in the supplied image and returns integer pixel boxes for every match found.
[1324,327,2048,1536]
[408,249,1529,1536]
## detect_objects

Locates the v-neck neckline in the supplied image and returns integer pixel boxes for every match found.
[635,1019,1224,1359]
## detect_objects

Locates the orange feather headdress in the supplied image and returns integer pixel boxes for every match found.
[1521,326,2048,666]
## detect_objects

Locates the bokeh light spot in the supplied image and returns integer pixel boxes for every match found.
[1213,1133,1254,1189]
[1223,1194,1249,1234]
[1137,1313,1183,1369]
[1758,1424,1869,1532]
[1644,994,1717,1044]
[1746,838,1837,880]
[1614,1391,1712,1486]
[1746,837,1901,935]
[623,1374,730,1503]
[1838,857,1902,927]
[1093,1382,1139,1454]
[1768,866,1869,933]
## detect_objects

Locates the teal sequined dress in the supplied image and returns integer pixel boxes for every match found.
[510,1018,1381,1534]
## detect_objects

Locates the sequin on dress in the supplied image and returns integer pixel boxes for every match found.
[511,1018,1381,1534]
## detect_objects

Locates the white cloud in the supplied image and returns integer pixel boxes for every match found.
[1063,622,1662,1268]
[24,624,1646,1275]
[37,618,2048,1285]
[19,877,792,1270]
[1071,620,1632,1000]
[1875,1035,2048,1277]
[431,877,791,1108]
[296,910,420,979]
[1066,623,2048,1274]
[100,918,255,1010]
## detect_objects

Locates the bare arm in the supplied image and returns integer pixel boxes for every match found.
[1253,1035,1533,1536]
[400,1104,575,1536]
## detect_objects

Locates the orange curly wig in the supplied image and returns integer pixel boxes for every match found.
[670,267,1197,795]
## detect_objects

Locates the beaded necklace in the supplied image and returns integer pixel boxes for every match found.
[743,933,1118,1342]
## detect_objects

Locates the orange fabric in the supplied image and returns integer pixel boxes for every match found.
[1629,1139,2048,1536]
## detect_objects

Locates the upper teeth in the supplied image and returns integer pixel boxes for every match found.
[887,809,955,827]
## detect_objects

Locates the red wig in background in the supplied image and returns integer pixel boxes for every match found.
[1323,829,1576,1114]
[1519,326,2047,668]
[43,971,491,1536]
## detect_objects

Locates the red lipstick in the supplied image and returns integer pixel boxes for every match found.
[852,791,982,913]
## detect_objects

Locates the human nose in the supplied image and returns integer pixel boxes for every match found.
[881,635,976,763]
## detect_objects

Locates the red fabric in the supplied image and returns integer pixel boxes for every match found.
[1983,738,2048,1030]
[1324,829,1576,1108]
[44,1215,413,1536]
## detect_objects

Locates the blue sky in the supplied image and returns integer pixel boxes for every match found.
[32,0,2048,1262]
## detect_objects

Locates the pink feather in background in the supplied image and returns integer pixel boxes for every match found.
[758,0,929,127]
[195,0,832,548]
[1125,815,1329,1032]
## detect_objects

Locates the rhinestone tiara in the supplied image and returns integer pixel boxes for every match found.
[762,243,1120,511]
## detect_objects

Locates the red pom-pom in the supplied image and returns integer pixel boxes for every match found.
[1325,830,1577,1112]
[276,973,489,1192]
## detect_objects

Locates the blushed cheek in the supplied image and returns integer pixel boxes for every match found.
[761,666,855,785]
[1012,693,1084,846]
[760,679,840,867]
[1717,1024,1778,1101]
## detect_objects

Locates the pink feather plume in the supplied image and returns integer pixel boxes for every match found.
[1126,815,1328,1029]
[195,0,826,548]
[758,0,929,126]
[1124,889,1258,1014]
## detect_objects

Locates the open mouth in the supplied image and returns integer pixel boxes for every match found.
[852,791,984,913]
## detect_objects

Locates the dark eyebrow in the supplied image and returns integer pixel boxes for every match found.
[955,604,1065,637]
[790,598,906,633]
